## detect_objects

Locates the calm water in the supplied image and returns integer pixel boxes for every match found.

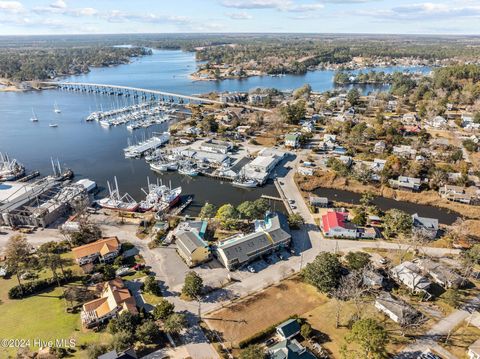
[0,49,430,214]
[313,187,459,225]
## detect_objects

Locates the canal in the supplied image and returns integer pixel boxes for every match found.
[313,187,460,225]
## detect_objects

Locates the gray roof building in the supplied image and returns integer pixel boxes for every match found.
[375,292,421,326]
[175,221,211,267]
[269,339,316,359]
[412,213,439,239]
[415,259,464,289]
[215,212,291,270]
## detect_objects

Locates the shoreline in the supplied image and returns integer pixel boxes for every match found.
[296,171,480,220]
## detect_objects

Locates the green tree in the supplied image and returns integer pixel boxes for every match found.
[347,88,360,106]
[352,209,367,227]
[182,271,203,299]
[164,313,187,334]
[240,344,266,359]
[199,202,216,219]
[215,204,239,229]
[279,100,306,124]
[112,330,135,352]
[302,252,341,292]
[143,275,161,296]
[136,320,160,344]
[345,252,371,270]
[4,235,32,290]
[301,323,313,339]
[108,312,139,336]
[87,344,108,359]
[153,299,175,320]
[344,318,389,359]
[383,209,412,238]
[288,213,304,229]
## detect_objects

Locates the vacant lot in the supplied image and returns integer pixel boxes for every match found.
[204,278,326,347]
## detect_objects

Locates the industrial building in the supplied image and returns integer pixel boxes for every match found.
[0,177,88,228]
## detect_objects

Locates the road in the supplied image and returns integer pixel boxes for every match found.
[396,295,480,358]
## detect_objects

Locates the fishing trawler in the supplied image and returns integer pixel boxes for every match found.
[138,178,182,212]
[178,163,199,177]
[0,153,25,181]
[51,158,74,181]
[232,168,257,188]
[98,177,139,212]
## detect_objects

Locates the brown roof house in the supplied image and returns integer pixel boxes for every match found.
[81,278,137,328]
[72,237,121,266]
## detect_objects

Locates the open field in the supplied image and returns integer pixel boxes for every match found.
[203,278,325,348]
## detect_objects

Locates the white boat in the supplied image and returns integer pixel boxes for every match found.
[179,166,199,177]
[150,162,169,172]
[53,102,61,114]
[49,123,58,128]
[232,179,258,188]
[30,109,38,122]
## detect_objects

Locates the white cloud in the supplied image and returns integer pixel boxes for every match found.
[50,0,66,9]
[226,11,253,19]
[221,0,324,12]
[0,1,24,13]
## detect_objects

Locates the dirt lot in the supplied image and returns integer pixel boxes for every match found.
[203,278,326,347]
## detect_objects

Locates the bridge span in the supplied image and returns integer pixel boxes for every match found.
[40,81,273,113]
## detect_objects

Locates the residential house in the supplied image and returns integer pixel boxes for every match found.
[276,318,300,340]
[392,145,417,159]
[469,339,480,359]
[389,176,422,191]
[439,185,472,204]
[321,211,357,239]
[301,121,314,133]
[174,221,211,267]
[375,292,421,325]
[412,213,439,239]
[402,113,419,125]
[415,259,464,289]
[374,140,386,154]
[269,339,317,359]
[309,196,329,209]
[362,270,386,289]
[390,261,432,296]
[429,116,447,129]
[81,278,138,328]
[285,133,301,148]
[72,237,121,266]
[98,348,138,359]
[215,212,291,270]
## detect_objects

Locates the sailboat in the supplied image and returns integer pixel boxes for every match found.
[30,108,38,122]
[53,102,61,114]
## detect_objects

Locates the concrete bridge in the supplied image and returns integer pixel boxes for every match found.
[40,81,273,113]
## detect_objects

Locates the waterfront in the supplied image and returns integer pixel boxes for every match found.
[0,49,431,214]
[313,187,460,225]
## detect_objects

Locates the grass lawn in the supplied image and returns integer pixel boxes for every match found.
[0,253,111,358]
[204,278,325,348]
[440,322,480,359]
[142,291,164,306]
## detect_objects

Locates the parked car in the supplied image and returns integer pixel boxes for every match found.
[247,265,256,273]
[265,338,276,346]
[115,266,131,276]
[132,263,145,271]
[379,257,388,265]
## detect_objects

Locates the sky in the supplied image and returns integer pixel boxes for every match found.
[1,0,480,35]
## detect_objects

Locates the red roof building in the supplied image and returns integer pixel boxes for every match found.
[321,211,357,239]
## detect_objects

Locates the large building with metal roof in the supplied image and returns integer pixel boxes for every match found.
[215,212,291,270]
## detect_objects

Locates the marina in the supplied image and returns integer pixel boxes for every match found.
[0,49,432,215]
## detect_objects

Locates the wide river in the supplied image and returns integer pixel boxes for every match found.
[0,49,434,216]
